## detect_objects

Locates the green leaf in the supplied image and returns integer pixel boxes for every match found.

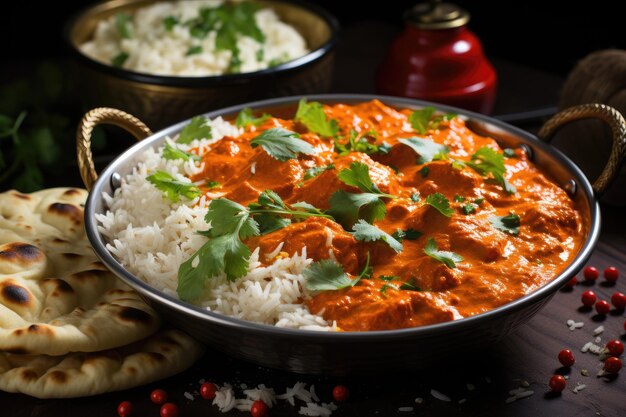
[379,275,399,281]
[474,197,485,205]
[304,163,334,180]
[337,161,375,192]
[235,107,271,128]
[186,45,203,56]
[178,116,212,144]
[115,13,133,39]
[295,99,339,137]
[147,170,201,202]
[399,277,422,292]
[328,190,386,228]
[419,166,429,178]
[462,203,476,215]
[111,52,129,67]
[351,220,403,253]
[425,193,454,217]
[503,148,516,158]
[489,213,521,236]
[290,201,328,217]
[398,137,449,164]
[304,259,361,292]
[411,192,421,202]
[162,143,201,162]
[454,194,465,202]
[424,238,463,269]
[251,128,316,161]
[205,198,259,239]
[466,147,516,194]
[334,130,390,156]
[409,107,435,134]
[163,15,179,31]
[391,228,422,241]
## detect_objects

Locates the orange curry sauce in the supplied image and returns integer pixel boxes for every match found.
[191,100,585,331]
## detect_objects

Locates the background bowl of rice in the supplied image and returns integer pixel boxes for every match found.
[82,94,602,375]
[66,0,338,129]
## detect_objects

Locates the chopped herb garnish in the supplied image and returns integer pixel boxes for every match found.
[411,192,421,202]
[235,107,271,128]
[334,130,390,156]
[474,197,484,205]
[147,170,201,203]
[380,282,397,296]
[268,58,284,67]
[163,15,179,31]
[256,48,264,61]
[504,148,516,158]
[489,213,521,236]
[110,52,129,67]
[462,203,476,215]
[399,278,422,292]
[420,166,429,178]
[352,220,403,253]
[423,238,463,269]
[409,107,456,134]
[304,259,361,292]
[295,99,339,137]
[466,147,516,194]
[391,228,423,241]
[204,181,220,189]
[304,163,334,180]
[379,275,399,281]
[250,128,316,161]
[451,160,466,170]
[178,116,212,144]
[162,143,201,162]
[454,194,465,202]
[425,193,454,217]
[115,13,133,39]
[328,162,396,228]
[398,137,450,165]
[186,45,203,56]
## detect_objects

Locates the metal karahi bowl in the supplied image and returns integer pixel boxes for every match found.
[65,0,339,130]
[78,94,626,375]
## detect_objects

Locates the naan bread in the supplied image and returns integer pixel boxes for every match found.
[0,328,204,398]
[0,188,160,355]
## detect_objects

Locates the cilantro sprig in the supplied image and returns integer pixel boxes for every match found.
[235,107,271,128]
[425,193,454,217]
[162,143,201,162]
[334,130,391,156]
[423,238,463,269]
[304,253,372,292]
[466,147,516,194]
[251,128,316,161]
[304,163,335,180]
[178,116,212,144]
[489,213,521,236]
[147,170,201,202]
[391,228,422,241]
[398,137,449,164]
[295,99,339,137]
[409,107,456,134]
[328,162,396,228]
[351,220,403,253]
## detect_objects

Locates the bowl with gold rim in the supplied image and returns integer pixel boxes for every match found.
[78,94,625,374]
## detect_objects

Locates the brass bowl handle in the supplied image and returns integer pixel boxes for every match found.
[76,107,153,191]
[538,103,626,196]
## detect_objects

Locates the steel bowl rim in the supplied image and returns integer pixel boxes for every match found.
[85,93,601,342]
[64,0,340,88]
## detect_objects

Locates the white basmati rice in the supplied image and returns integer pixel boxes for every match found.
[97,116,336,330]
[80,0,309,76]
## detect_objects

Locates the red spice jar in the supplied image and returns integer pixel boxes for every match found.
[376,0,497,114]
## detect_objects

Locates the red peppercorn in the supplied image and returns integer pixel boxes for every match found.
[566,277,577,288]
[604,266,619,283]
[332,385,350,403]
[548,375,566,392]
[200,382,218,400]
[150,389,168,405]
[117,401,132,417]
[558,349,575,367]
[250,400,269,417]
[606,340,624,357]
[611,292,626,310]
[581,290,597,307]
[604,357,622,374]
[160,403,179,417]
[583,266,599,282]
[595,300,611,315]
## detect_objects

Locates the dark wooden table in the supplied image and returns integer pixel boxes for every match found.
[1,21,624,417]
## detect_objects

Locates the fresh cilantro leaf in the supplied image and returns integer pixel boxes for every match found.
[423,238,463,269]
[420,166,429,177]
[186,45,203,56]
[251,128,316,161]
[146,170,201,202]
[334,130,391,156]
[379,275,399,281]
[204,181,220,189]
[474,197,484,205]
[425,193,454,217]
[409,107,435,134]
[235,107,271,128]
[290,201,328,217]
[205,198,259,239]
[489,213,521,236]
[163,15,179,31]
[328,191,386,228]
[352,220,403,253]
[295,99,339,137]
[268,57,284,67]
[451,160,466,170]
[466,147,516,194]
[304,260,354,292]
[178,116,212,144]
[304,163,334,180]
[115,13,132,39]
[399,278,422,292]
[391,228,423,241]
[454,194,465,202]
[111,52,129,67]
[429,113,457,130]
[462,203,476,215]
[337,162,395,197]
[256,48,264,61]
[398,137,449,164]
[162,143,201,162]
[411,192,421,202]
[504,148,516,158]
